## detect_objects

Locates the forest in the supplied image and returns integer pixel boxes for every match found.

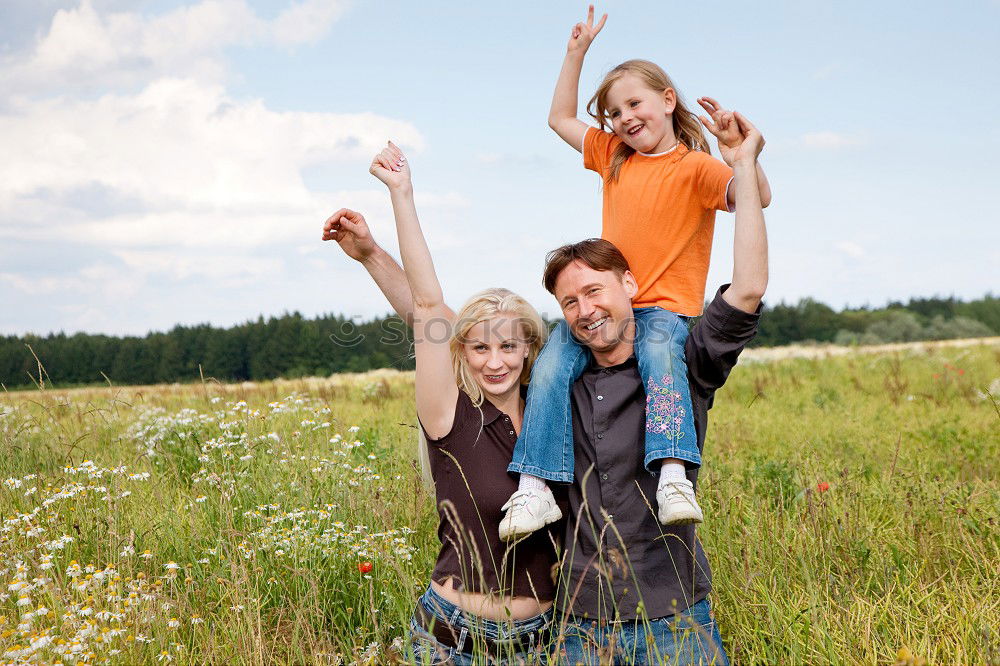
[3,294,997,389]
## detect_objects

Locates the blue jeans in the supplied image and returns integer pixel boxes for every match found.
[555,598,730,665]
[509,307,699,483]
[408,585,552,665]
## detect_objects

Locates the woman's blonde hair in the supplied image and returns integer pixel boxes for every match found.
[587,59,710,183]
[417,288,547,490]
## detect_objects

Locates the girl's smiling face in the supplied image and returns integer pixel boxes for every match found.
[605,72,677,154]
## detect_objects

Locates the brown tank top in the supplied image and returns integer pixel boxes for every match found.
[422,388,557,601]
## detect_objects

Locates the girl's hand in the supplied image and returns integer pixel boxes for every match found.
[369,141,411,191]
[698,97,742,164]
[322,208,376,262]
[567,5,607,54]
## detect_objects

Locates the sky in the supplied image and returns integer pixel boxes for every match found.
[1,0,998,336]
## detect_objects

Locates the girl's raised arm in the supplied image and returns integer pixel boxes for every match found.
[369,142,459,439]
[548,5,607,153]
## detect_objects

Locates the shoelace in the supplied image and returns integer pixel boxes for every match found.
[507,491,543,514]
[659,486,699,509]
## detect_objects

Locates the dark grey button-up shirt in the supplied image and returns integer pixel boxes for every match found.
[559,285,761,620]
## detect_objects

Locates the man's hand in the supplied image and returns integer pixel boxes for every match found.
[567,5,607,54]
[700,102,764,167]
[698,97,743,165]
[369,141,411,192]
[728,112,764,165]
[322,208,376,262]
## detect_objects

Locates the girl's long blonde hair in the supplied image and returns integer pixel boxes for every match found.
[417,288,547,489]
[586,59,710,184]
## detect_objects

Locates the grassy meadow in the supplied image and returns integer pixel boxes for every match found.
[1,342,998,664]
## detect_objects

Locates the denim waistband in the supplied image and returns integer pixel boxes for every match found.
[418,585,552,641]
[633,305,690,321]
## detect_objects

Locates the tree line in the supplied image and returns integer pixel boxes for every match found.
[752,294,998,347]
[2,294,996,389]
[2,313,413,390]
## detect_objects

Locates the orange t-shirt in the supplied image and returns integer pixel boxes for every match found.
[583,127,733,316]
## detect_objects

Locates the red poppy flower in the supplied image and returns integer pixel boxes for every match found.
[816,482,830,493]
[358,561,373,574]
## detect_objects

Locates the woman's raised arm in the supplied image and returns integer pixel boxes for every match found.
[370,142,459,439]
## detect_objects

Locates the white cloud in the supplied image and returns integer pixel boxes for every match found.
[0,0,348,95]
[114,249,285,283]
[0,0,423,257]
[0,272,84,295]
[835,241,866,259]
[0,0,398,236]
[0,0,443,335]
[801,131,863,150]
[0,77,423,249]
[1,263,140,300]
[271,0,348,45]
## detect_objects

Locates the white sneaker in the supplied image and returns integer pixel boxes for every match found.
[498,486,563,541]
[656,478,704,525]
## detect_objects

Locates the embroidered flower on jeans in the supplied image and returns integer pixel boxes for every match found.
[646,375,686,441]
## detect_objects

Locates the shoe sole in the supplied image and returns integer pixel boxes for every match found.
[659,508,704,526]
[660,514,704,526]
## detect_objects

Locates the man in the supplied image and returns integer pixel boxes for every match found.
[546,112,768,664]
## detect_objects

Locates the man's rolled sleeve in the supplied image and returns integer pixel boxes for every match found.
[686,284,762,399]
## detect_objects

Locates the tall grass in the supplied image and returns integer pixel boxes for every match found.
[1,345,997,664]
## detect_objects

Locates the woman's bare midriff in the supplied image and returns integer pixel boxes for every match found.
[431,578,553,621]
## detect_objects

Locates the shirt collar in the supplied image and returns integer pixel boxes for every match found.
[636,142,689,161]
[478,383,528,425]
[586,352,638,373]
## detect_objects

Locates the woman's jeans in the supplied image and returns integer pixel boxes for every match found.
[409,585,552,665]
[509,307,699,483]
[557,598,730,665]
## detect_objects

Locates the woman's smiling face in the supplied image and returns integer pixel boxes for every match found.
[462,315,529,399]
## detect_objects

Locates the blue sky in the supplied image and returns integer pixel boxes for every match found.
[1,0,998,336]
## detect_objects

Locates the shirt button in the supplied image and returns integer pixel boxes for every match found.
[597,395,604,401]
[509,431,514,435]
[597,433,604,439]
[601,473,609,481]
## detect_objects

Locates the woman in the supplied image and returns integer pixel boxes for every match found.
[322,142,557,664]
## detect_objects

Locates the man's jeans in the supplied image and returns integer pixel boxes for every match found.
[509,307,700,483]
[556,598,730,665]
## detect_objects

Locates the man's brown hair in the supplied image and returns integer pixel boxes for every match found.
[543,238,631,294]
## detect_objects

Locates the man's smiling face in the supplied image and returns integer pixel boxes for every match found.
[554,259,638,365]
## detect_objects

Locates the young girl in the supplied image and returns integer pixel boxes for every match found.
[501,6,771,539]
